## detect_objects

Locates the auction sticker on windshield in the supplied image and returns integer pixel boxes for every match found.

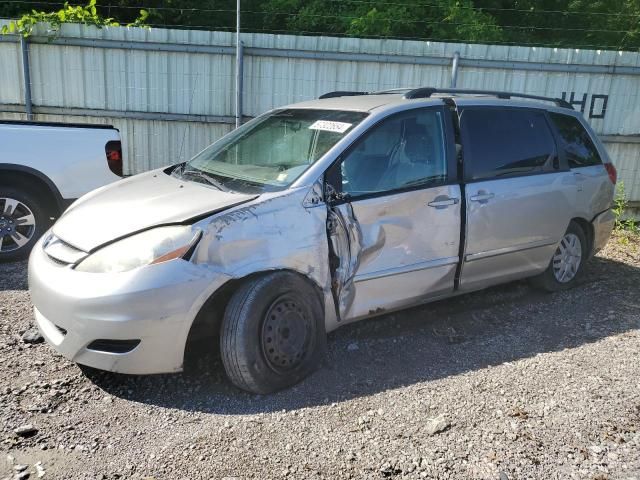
[309,120,352,133]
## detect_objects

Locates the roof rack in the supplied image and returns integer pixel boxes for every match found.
[319,91,368,99]
[403,87,573,109]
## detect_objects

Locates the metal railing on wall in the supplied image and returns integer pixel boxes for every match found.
[11,36,462,128]
[6,32,640,133]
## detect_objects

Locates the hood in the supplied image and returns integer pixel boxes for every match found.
[53,168,256,252]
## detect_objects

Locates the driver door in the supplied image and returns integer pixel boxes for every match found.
[325,106,461,322]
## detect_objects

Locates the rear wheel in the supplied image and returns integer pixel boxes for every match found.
[531,221,587,292]
[0,188,49,262]
[220,272,326,394]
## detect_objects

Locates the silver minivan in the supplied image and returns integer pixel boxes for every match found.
[28,88,616,393]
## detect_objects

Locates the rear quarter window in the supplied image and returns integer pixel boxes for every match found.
[548,112,602,168]
[461,108,557,181]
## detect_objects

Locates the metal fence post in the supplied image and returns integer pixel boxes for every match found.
[451,51,460,88]
[235,41,244,129]
[235,0,243,128]
[20,36,34,120]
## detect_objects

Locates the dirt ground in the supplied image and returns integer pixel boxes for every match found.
[1,232,639,480]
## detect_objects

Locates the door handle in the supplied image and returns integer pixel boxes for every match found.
[428,196,459,209]
[470,192,495,203]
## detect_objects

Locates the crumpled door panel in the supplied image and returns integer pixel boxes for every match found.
[326,203,363,320]
[326,186,461,323]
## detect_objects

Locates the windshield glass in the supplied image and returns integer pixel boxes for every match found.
[179,109,368,193]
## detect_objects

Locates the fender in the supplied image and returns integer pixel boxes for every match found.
[0,163,67,211]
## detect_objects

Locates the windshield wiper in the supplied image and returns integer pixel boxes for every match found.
[181,168,230,192]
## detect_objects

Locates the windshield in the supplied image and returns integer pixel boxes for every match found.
[178,109,368,194]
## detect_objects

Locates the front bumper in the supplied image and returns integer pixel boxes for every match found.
[28,237,229,374]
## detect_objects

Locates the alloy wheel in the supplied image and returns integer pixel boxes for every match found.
[0,197,36,253]
[552,232,582,283]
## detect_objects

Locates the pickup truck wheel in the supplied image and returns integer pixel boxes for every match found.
[220,272,326,394]
[0,188,48,262]
[531,221,587,292]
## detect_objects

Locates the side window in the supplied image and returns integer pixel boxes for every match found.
[548,112,602,168]
[461,108,557,181]
[335,109,447,198]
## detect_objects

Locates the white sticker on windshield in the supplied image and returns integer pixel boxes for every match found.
[309,120,352,133]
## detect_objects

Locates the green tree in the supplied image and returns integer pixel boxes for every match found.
[1,0,639,50]
[475,0,640,49]
[1,0,148,36]
[258,0,503,42]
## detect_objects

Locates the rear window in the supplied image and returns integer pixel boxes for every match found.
[461,108,557,181]
[548,113,602,168]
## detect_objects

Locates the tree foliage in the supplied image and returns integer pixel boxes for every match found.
[258,0,503,42]
[475,0,640,49]
[1,0,148,37]
[1,0,640,50]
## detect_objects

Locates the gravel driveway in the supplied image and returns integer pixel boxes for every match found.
[1,233,639,480]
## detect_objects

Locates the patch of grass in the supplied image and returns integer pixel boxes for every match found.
[613,182,638,238]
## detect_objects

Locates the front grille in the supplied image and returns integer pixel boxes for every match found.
[86,339,141,354]
[46,256,70,267]
[43,236,88,265]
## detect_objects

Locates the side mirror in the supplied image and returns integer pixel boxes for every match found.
[324,161,342,205]
[325,183,350,204]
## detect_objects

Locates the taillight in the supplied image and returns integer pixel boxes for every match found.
[604,163,617,185]
[105,140,123,177]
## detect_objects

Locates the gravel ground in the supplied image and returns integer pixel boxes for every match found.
[1,233,639,480]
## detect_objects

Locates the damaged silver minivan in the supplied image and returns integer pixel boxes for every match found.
[29,88,616,393]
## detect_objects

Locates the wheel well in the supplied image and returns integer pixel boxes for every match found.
[571,217,594,256]
[0,169,62,218]
[183,269,325,367]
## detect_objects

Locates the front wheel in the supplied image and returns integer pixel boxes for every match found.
[220,272,326,394]
[531,221,587,292]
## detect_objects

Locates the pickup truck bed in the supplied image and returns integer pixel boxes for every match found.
[0,120,123,261]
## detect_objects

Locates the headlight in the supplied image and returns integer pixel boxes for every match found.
[75,226,201,273]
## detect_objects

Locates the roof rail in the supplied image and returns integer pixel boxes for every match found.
[403,87,573,109]
[318,91,368,99]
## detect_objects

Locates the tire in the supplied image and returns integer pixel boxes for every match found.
[220,271,326,394]
[531,220,588,292]
[0,187,50,262]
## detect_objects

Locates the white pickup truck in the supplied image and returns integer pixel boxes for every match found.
[0,120,124,261]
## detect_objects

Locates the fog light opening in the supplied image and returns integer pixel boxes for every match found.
[86,339,141,354]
